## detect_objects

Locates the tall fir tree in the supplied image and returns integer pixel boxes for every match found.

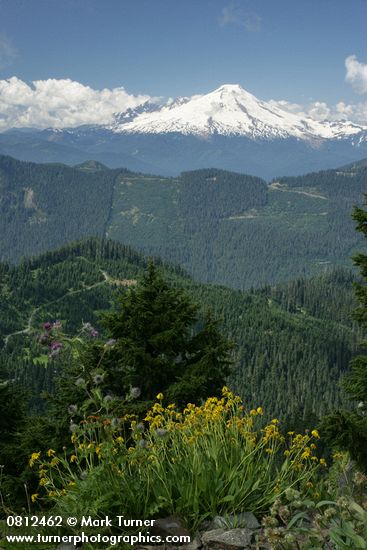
[51,263,233,429]
[321,198,367,471]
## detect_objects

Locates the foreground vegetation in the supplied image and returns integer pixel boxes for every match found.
[1,195,367,547]
[30,388,324,532]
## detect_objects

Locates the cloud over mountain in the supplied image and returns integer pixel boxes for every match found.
[345,55,367,94]
[0,77,152,131]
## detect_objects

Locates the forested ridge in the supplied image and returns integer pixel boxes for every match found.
[1,154,366,288]
[0,237,360,422]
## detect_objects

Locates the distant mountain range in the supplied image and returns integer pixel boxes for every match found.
[1,84,367,178]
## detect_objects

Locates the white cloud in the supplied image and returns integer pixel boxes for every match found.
[218,3,261,31]
[268,56,367,125]
[345,55,367,94]
[0,33,16,70]
[269,98,367,125]
[268,99,306,116]
[0,77,153,131]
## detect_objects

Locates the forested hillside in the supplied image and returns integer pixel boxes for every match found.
[1,154,366,288]
[0,238,359,421]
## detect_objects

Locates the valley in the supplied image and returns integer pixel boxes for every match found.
[0,238,359,422]
[1,154,365,288]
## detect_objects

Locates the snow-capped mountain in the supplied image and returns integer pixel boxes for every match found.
[111,101,161,127]
[2,84,367,179]
[108,84,367,142]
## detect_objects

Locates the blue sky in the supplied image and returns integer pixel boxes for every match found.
[0,0,366,129]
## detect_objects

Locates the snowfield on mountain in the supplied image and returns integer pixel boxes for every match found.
[109,84,367,142]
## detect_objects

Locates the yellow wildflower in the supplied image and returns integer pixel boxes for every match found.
[39,478,48,486]
[31,493,39,503]
[311,429,320,439]
[47,449,56,457]
[29,452,41,467]
[257,407,263,415]
[70,455,78,463]
[156,393,164,400]
[301,448,311,460]
[319,458,327,467]
[50,457,60,467]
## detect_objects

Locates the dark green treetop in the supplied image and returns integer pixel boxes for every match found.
[321,198,367,471]
[52,262,233,425]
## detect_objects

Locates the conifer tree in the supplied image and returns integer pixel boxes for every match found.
[321,198,367,471]
[52,263,233,425]
[0,380,28,507]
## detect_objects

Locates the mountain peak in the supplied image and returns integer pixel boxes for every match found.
[108,84,367,142]
[214,83,245,93]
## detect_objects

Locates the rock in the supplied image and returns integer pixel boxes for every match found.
[151,515,191,539]
[201,528,253,549]
[186,535,202,549]
[211,512,260,530]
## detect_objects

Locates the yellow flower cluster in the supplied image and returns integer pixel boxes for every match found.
[28,387,327,506]
[262,420,284,445]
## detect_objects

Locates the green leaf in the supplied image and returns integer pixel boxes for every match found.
[219,494,236,503]
[287,511,308,529]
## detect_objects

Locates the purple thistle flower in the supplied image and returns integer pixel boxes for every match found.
[43,322,52,331]
[51,341,63,351]
[90,329,99,338]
